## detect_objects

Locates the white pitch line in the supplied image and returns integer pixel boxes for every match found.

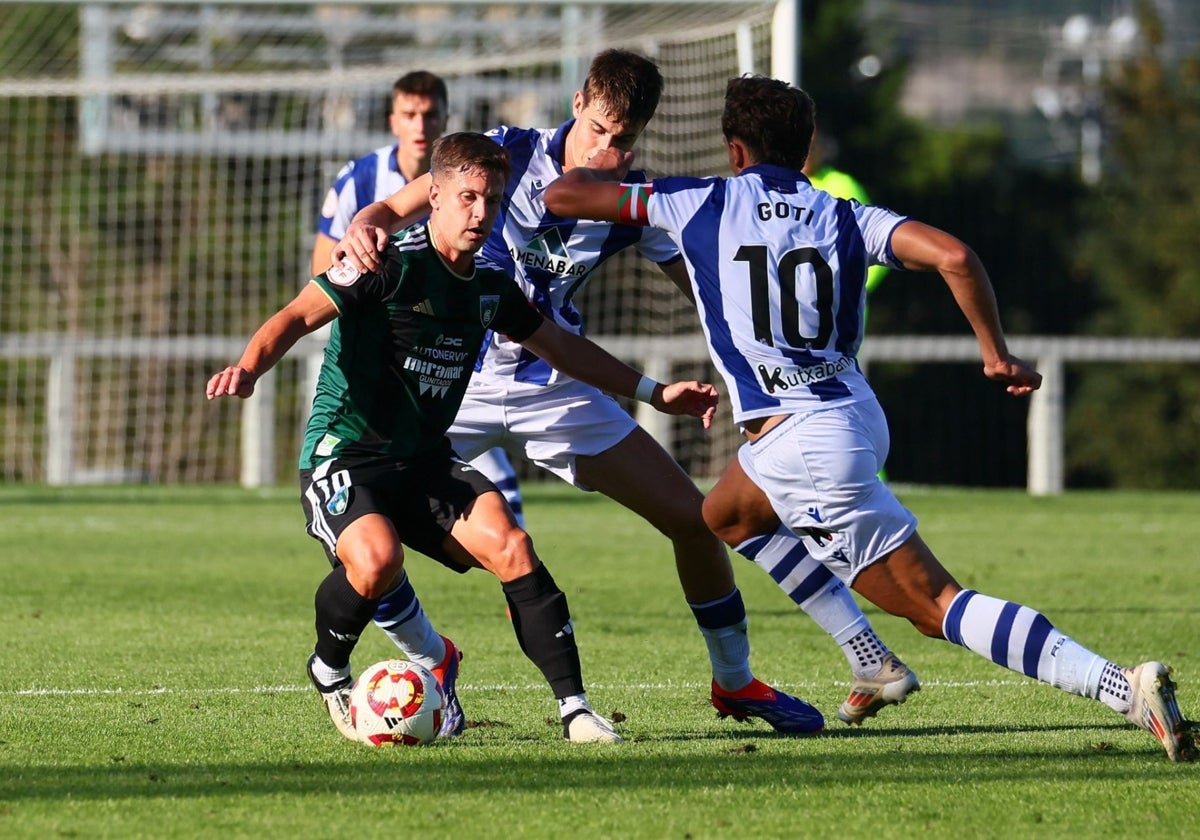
[8,678,1033,698]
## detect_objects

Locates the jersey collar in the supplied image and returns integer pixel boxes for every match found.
[547,119,574,173]
[742,162,810,184]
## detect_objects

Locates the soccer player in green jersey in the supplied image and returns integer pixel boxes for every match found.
[207,132,718,744]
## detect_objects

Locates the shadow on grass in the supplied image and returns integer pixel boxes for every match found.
[1,721,1180,804]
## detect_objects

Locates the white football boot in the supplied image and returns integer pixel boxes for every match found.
[306,654,359,742]
[837,654,921,725]
[1123,661,1196,762]
[563,710,623,743]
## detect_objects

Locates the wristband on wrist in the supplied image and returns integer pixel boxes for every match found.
[634,374,659,404]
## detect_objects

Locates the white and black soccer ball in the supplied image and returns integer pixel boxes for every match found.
[350,660,446,746]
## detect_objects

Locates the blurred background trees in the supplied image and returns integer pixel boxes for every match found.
[799,0,1198,488]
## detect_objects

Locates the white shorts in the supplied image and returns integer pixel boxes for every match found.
[449,375,637,489]
[738,398,917,584]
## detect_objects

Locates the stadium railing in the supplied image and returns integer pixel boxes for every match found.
[4,332,1199,494]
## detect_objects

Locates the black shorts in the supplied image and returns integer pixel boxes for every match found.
[299,451,498,573]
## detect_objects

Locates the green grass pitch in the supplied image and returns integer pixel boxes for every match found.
[1,484,1197,838]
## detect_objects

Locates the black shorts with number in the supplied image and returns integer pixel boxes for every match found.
[299,447,498,573]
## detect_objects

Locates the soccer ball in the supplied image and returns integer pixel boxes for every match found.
[349,660,446,746]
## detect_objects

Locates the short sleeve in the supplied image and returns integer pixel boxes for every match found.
[312,261,388,313]
[853,203,909,269]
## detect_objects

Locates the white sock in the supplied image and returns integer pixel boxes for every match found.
[1096,661,1133,714]
[372,573,446,670]
[942,589,1113,703]
[558,694,592,719]
[738,527,884,676]
[689,589,754,692]
[311,655,350,687]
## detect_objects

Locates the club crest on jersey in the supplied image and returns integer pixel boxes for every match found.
[325,262,361,287]
[479,295,500,327]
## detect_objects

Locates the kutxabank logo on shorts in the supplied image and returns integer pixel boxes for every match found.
[756,356,855,394]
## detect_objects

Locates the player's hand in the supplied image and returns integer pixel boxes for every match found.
[983,355,1042,396]
[205,366,257,400]
[584,147,635,180]
[654,381,719,429]
[332,222,388,273]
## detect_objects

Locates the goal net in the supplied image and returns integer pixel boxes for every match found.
[0,0,781,484]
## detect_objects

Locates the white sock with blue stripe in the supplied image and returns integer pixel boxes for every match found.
[689,588,754,692]
[372,572,446,670]
[941,589,1129,711]
[737,527,891,677]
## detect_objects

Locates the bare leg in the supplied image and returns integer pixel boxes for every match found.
[576,426,734,601]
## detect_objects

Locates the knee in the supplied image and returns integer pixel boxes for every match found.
[660,497,722,548]
[701,492,779,549]
[485,526,538,581]
[702,495,754,548]
[339,545,403,598]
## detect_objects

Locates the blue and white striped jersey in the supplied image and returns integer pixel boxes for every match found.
[317,144,410,241]
[645,163,908,423]
[478,121,682,385]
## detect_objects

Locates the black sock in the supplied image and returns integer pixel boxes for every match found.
[313,565,380,670]
[502,564,584,699]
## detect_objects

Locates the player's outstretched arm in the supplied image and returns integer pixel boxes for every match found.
[543,148,635,222]
[205,283,338,401]
[890,220,1041,396]
[519,320,718,427]
[334,173,435,273]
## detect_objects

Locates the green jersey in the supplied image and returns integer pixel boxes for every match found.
[300,224,543,468]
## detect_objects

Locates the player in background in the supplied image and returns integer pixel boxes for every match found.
[333,49,915,732]
[209,133,723,744]
[542,75,1196,762]
[802,128,888,297]
[311,70,526,526]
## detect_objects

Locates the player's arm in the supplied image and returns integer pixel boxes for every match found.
[543,148,640,223]
[889,220,1041,395]
[518,319,718,428]
[205,283,338,400]
[333,173,434,273]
